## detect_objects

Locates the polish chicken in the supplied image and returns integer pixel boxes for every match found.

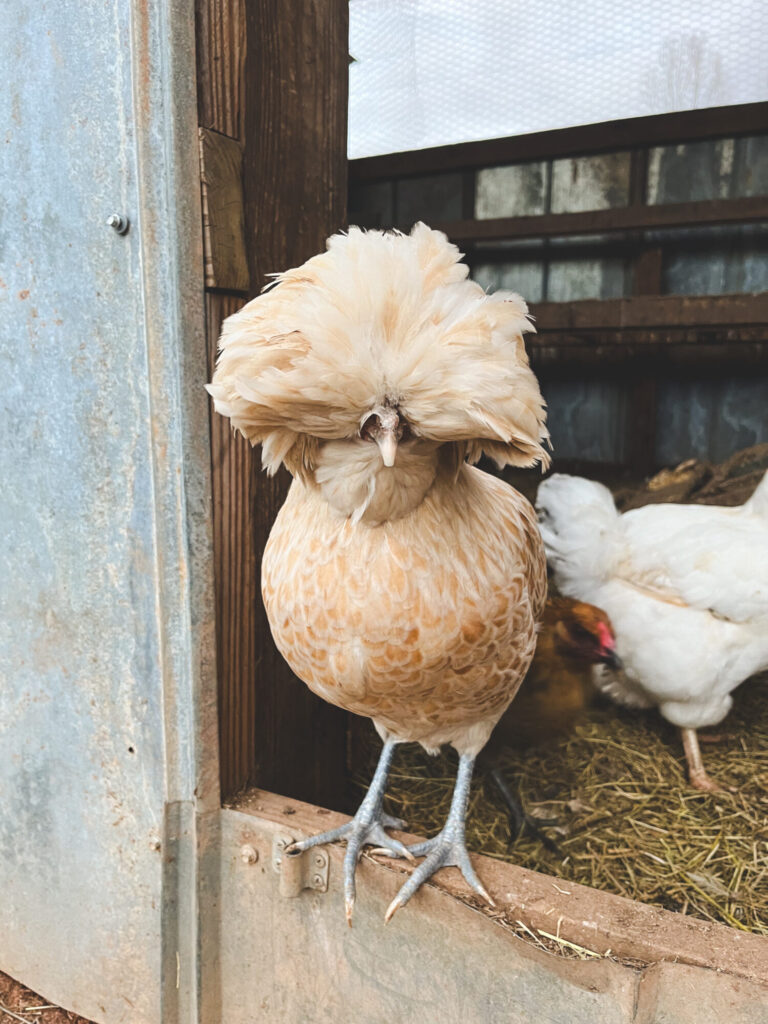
[536,472,768,790]
[207,224,549,922]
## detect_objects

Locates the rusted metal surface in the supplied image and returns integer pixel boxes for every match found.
[0,0,217,1021]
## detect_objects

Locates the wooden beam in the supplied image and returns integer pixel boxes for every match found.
[530,293,768,331]
[530,340,768,370]
[238,0,350,808]
[350,102,768,181]
[435,195,768,243]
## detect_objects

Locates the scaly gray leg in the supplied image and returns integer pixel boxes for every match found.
[287,739,412,924]
[384,753,494,922]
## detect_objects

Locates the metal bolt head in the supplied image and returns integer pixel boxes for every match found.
[106,213,129,235]
[240,844,259,865]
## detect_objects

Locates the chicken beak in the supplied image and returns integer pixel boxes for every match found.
[376,429,398,467]
[601,649,623,671]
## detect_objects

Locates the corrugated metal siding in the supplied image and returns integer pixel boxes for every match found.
[655,378,768,466]
[543,379,629,464]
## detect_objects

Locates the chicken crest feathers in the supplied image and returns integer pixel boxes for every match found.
[207,223,549,476]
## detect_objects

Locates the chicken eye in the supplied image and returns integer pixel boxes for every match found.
[360,414,380,441]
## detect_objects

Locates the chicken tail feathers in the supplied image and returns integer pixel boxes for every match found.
[535,474,619,594]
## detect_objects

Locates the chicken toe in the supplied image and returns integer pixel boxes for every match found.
[681,727,737,793]
[287,739,409,925]
[383,754,494,922]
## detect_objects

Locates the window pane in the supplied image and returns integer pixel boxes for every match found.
[395,173,463,227]
[349,181,394,229]
[547,258,630,301]
[475,163,548,219]
[472,261,544,303]
[550,153,631,213]
[648,135,768,204]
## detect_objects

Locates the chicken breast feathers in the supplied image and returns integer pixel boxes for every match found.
[263,465,546,755]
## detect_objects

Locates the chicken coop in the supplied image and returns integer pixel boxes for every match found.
[1,1,767,1023]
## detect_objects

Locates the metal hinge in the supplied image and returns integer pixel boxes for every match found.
[272,834,329,898]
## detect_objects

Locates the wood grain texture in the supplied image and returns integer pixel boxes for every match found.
[531,293,768,331]
[201,0,349,805]
[195,0,246,139]
[242,0,349,287]
[206,293,258,798]
[199,128,249,291]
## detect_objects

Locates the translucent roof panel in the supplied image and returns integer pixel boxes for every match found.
[348,0,768,159]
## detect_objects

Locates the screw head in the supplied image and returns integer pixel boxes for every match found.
[106,213,129,235]
[240,844,259,865]
[312,874,324,888]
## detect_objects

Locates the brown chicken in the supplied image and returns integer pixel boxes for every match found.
[207,224,549,923]
[494,597,620,749]
[487,598,619,842]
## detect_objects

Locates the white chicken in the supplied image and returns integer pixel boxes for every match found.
[536,472,768,790]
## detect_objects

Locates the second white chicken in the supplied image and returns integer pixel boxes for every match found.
[536,471,768,790]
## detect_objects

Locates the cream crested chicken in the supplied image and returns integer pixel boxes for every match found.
[207,224,549,922]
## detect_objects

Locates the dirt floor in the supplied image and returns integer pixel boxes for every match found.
[0,972,94,1024]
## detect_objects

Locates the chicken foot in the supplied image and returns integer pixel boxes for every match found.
[287,739,413,925]
[383,754,494,922]
[488,765,562,857]
[681,727,736,792]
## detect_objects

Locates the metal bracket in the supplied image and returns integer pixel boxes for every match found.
[272,834,329,898]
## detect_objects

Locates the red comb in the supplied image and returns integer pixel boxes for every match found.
[596,621,615,649]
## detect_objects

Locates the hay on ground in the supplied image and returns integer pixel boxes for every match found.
[356,676,768,935]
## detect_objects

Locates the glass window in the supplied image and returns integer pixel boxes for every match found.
[475,163,548,219]
[550,153,631,213]
[472,261,545,303]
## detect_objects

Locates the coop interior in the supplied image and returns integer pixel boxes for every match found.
[200,2,768,953]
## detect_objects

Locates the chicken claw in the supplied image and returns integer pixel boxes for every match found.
[382,754,494,922]
[287,740,412,925]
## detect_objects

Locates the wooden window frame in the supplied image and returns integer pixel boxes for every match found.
[351,103,768,477]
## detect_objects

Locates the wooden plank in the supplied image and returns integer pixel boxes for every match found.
[206,293,258,799]
[628,375,659,478]
[633,247,664,295]
[195,0,246,139]
[531,292,768,330]
[199,128,250,292]
[235,0,350,807]
[350,102,768,181]
[530,339,768,369]
[435,195,768,243]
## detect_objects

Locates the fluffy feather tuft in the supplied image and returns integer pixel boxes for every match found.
[207,223,549,477]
